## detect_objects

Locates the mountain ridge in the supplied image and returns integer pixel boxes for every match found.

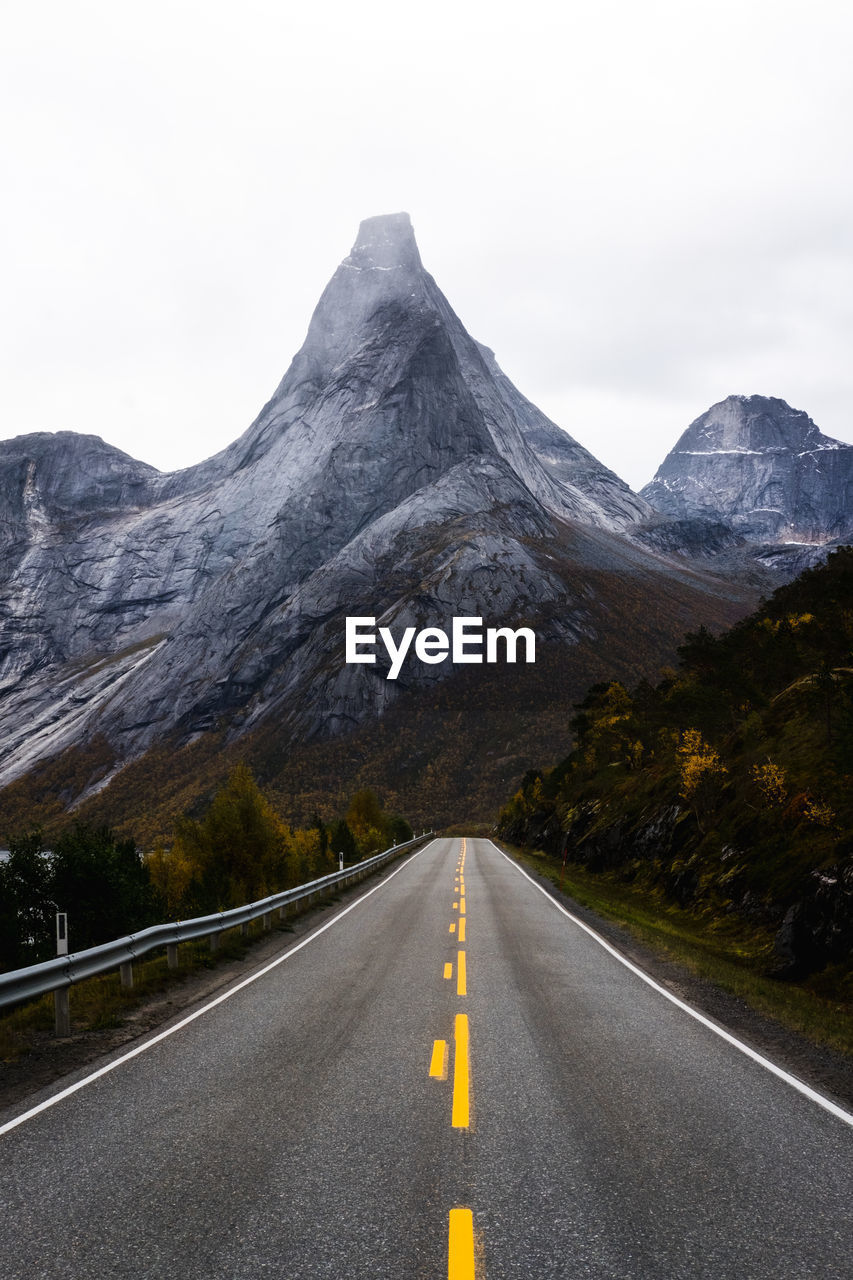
[0,216,818,830]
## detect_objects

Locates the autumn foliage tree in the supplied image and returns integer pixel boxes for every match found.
[346,788,391,857]
[150,765,289,913]
[676,728,727,831]
[146,768,407,918]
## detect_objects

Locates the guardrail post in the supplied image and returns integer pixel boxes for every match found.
[210,932,220,952]
[167,943,179,969]
[241,922,250,937]
[120,961,134,989]
[54,988,71,1037]
[263,912,272,931]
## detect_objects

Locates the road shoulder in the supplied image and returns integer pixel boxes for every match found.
[492,839,853,1112]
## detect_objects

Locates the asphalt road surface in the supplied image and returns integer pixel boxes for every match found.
[1,837,851,1278]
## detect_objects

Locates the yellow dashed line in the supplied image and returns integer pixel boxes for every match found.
[442,843,475,1272]
[429,1040,448,1079]
[452,1014,470,1128]
[448,1208,475,1279]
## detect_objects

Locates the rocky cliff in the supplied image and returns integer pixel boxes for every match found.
[641,395,853,548]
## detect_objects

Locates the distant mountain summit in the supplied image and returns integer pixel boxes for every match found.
[641,395,853,545]
[216,211,652,530]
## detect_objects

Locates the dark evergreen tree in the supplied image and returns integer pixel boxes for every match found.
[51,824,156,951]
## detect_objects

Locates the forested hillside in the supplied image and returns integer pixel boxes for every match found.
[498,547,853,980]
[0,770,410,970]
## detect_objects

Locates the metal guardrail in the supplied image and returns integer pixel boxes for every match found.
[0,833,434,1029]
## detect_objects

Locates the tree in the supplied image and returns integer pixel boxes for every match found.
[388,814,414,844]
[570,681,636,770]
[752,760,788,808]
[146,840,196,919]
[327,818,358,865]
[0,825,155,964]
[171,764,288,910]
[677,728,727,831]
[346,789,391,857]
[285,826,328,886]
[51,824,156,951]
[0,831,54,966]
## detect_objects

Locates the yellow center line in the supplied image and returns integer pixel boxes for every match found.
[444,962,453,980]
[452,1013,470,1128]
[449,844,475,1276]
[429,1039,448,1079]
[448,1208,475,1279]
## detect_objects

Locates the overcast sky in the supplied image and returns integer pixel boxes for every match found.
[2,0,851,491]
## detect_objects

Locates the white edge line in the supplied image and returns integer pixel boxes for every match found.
[0,840,439,1138]
[488,840,853,1130]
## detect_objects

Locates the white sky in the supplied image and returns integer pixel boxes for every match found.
[2,0,851,490]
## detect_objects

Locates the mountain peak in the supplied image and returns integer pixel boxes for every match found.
[345,212,422,271]
[228,211,648,531]
[680,395,822,453]
[641,394,852,544]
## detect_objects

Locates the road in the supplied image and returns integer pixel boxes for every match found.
[1,837,851,1278]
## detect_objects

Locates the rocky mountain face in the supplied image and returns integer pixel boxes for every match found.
[641,395,853,555]
[0,215,760,826]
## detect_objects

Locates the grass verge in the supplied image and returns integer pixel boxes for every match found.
[507,845,853,1057]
